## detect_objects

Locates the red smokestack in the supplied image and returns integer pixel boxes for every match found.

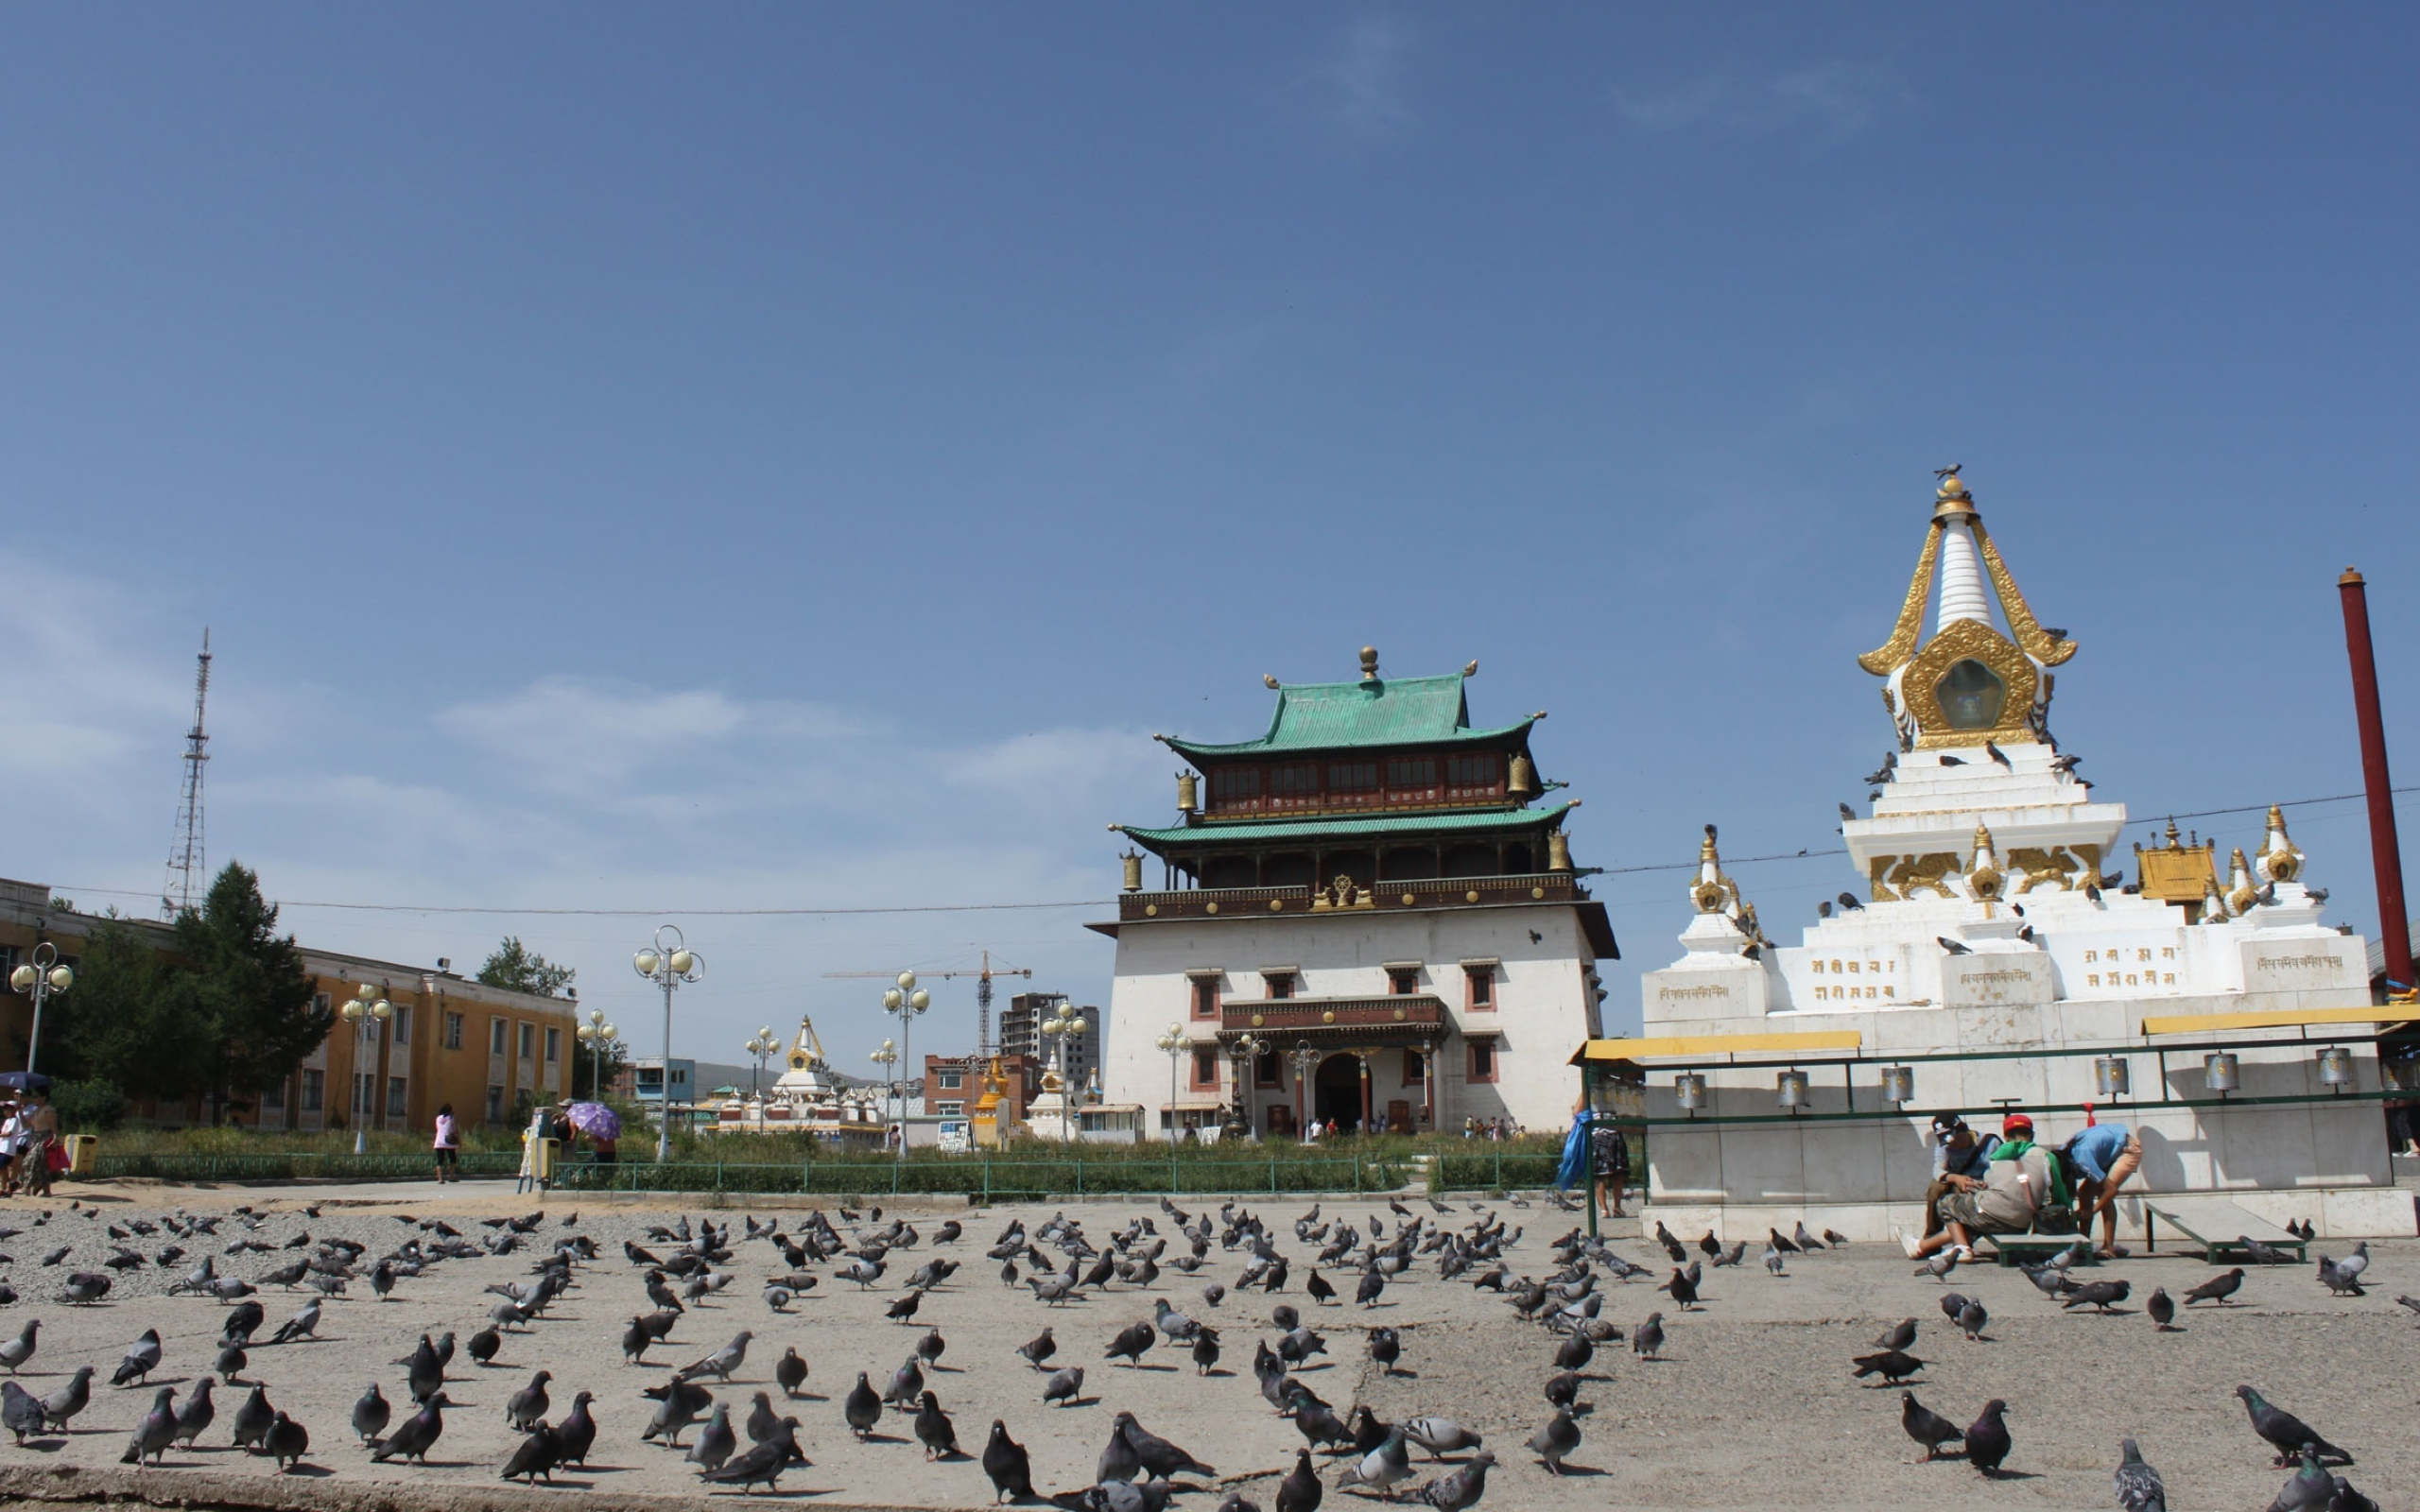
[2339,568,2413,990]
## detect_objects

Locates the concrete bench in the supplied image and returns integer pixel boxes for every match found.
[2143,1198,2308,1264]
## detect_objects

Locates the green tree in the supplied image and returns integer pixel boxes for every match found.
[40,918,209,1100]
[476,936,577,999]
[171,863,331,1124]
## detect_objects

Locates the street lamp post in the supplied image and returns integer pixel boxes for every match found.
[744,1026,779,1128]
[1038,1000,1083,1143]
[1224,1033,1267,1141]
[881,972,929,1161]
[1288,1040,1322,1143]
[8,942,73,1079]
[576,1009,619,1103]
[632,925,703,1163]
[339,981,393,1156]
[1153,1022,1188,1143]
[868,1039,900,1148]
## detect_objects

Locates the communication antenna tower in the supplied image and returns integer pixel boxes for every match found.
[162,629,213,919]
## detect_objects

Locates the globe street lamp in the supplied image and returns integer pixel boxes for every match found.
[869,1038,900,1148]
[881,972,930,1161]
[1038,1000,1084,1143]
[632,925,703,1163]
[744,1026,779,1128]
[1224,1032,1267,1141]
[576,1009,619,1103]
[339,982,393,1156]
[7,942,73,1079]
[1288,1040,1322,1143]
[1153,1022,1189,1143]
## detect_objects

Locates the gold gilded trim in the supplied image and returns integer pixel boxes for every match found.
[1970,517,2077,668]
[1905,617,2041,749]
[1858,523,1943,676]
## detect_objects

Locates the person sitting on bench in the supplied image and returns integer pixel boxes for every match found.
[1905,1112,2066,1260]
[1920,1113,2002,1241]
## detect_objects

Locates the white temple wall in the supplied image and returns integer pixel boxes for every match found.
[1101,903,1599,1132]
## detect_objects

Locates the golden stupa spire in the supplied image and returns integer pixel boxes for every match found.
[1858,468,2080,678]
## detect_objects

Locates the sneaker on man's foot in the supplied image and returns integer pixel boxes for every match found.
[1952,1245,1975,1262]
[1895,1228,1921,1260]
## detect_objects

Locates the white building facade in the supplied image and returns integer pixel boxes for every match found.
[1095,649,1616,1135]
[1634,470,2402,1237]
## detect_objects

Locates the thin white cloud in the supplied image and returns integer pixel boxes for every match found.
[1611,60,1906,139]
[1318,14,1415,144]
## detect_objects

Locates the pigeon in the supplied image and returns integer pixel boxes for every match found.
[686,1402,737,1473]
[501,1422,564,1485]
[913,1389,959,1459]
[1964,1399,2013,1476]
[215,1341,248,1383]
[1957,1298,1988,1340]
[844,1371,883,1437]
[1664,1267,1698,1309]
[1106,1321,1156,1366]
[1875,1318,1917,1350]
[2113,1436,2167,1512]
[2237,1384,2352,1466]
[1914,1249,1960,1281]
[2241,1235,2291,1265]
[1633,1311,1665,1360]
[1368,1326,1402,1376]
[171,1377,216,1448]
[264,1410,309,1473]
[507,1369,552,1432]
[2185,1268,2245,1306]
[701,1416,809,1493]
[1044,1366,1085,1407]
[1852,1350,1925,1383]
[983,1418,1036,1503]
[1275,1447,1324,1512]
[1792,1221,1824,1250]
[227,1383,271,1451]
[1526,1407,1580,1474]
[60,1272,111,1305]
[268,1298,321,1344]
[0,1320,36,1374]
[1938,936,1973,955]
[679,1330,754,1385]
[120,1385,178,1465]
[2148,1287,2176,1331]
[0,1382,43,1446]
[1401,1415,1482,1460]
[1115,1410,1215,1480]
[2268,1446,2336,1512]
[1020,1328,1059,1370]
[372,1392,452,1464]
[1339,1427,1415,1499]
[776,1347,809,1399]
[112,1329,163,1387]
[353,1382,392,1443]
[467,1326,502,1366]
[1406,1449,1493,1511]
[1900,1391,1963,1461]
[2063,1279,2132,1312]
[556,1391,596,1467]
[1543,1371,1582,1410]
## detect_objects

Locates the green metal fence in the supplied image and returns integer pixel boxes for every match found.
[90,1151,523,1182]
[544,1153,1412,1198]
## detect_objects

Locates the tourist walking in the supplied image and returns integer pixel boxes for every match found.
[431,1103,460,1183]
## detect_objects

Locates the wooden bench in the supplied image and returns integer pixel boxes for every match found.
[2142,1198,2308,1264]
[1975,1232,2094,1267]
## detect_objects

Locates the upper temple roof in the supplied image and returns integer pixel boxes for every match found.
[1157,660,1533,764]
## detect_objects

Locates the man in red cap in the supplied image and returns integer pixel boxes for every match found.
[1904,1110,2068,1261]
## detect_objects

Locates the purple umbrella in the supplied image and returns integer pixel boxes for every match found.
[562,1102,621,1140]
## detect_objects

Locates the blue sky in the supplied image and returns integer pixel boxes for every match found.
[5,9,2417,1072]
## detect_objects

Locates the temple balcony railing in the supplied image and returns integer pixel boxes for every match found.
[1119,871,1581,922]
[1217,994,1448,1040]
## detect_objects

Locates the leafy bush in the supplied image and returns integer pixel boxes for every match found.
[50,1079,126,1132]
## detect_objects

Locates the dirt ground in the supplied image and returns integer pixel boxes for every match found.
[0,1177,2404,1511]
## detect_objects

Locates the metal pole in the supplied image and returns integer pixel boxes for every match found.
[354,1017,370,1157]
[22,976,48,1079]
[2340,568,2414,989]
[658,972,675,1163]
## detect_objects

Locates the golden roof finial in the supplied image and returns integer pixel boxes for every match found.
[1932,464,1976,518]
[1358,645,1379,682]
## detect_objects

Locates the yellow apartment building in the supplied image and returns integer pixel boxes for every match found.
[0,877,579,1132]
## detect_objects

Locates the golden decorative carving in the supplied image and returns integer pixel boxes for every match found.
[2257,804,2305,884]
[2226,848,2261,916]
[1251,1013,1265,1027]
[1321,1010,1336,1024]
[1869,855,1900,902]
[1884,852,1962,900]
[1392,1007,1407,1022]
[1400,893,1415,906]
[1970,517,2078,668]
[1144,903,1158,917]
[1858,521,1944,676]
[1464,889,1480,903]
[1965,824,2005,902]
[2009,846,2083,893]
[1269,899,1284,912]
[1204,902,1219,915]
[1530,886,1545,900]
[1903,616,2041,749]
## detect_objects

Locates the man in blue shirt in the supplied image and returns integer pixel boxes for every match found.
[2063,1120,2141,1258]
[1919,1114,2000,1241]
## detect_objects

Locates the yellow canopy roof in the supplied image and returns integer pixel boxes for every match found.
[1570,1029,1862,1065]
[2138,1005,2394,1037]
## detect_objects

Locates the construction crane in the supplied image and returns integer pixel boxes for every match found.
[821,950,1031,1057]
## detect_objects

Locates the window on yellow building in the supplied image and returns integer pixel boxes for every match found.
[445,1013,463,1050]
[491,1019,508,1055]
[301,1071,323,1112]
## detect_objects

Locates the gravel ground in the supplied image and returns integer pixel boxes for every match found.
[0,1179,2403,1511]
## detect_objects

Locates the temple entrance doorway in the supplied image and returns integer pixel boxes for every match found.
[1314,1054,1364,1127]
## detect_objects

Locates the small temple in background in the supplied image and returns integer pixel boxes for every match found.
[713,1015,890,1147]
[1607,468,2396,1238]
[1096,647,1616,1137]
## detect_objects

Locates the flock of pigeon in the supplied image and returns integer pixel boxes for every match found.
[0,1192,2396,1509]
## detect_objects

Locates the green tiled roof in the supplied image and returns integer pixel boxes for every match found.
[1161,673,1531,761]
[1117,800,1575,851]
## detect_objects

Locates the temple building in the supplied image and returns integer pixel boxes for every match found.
[1616,469,2399,1237]
[1094,648,1616,1135]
